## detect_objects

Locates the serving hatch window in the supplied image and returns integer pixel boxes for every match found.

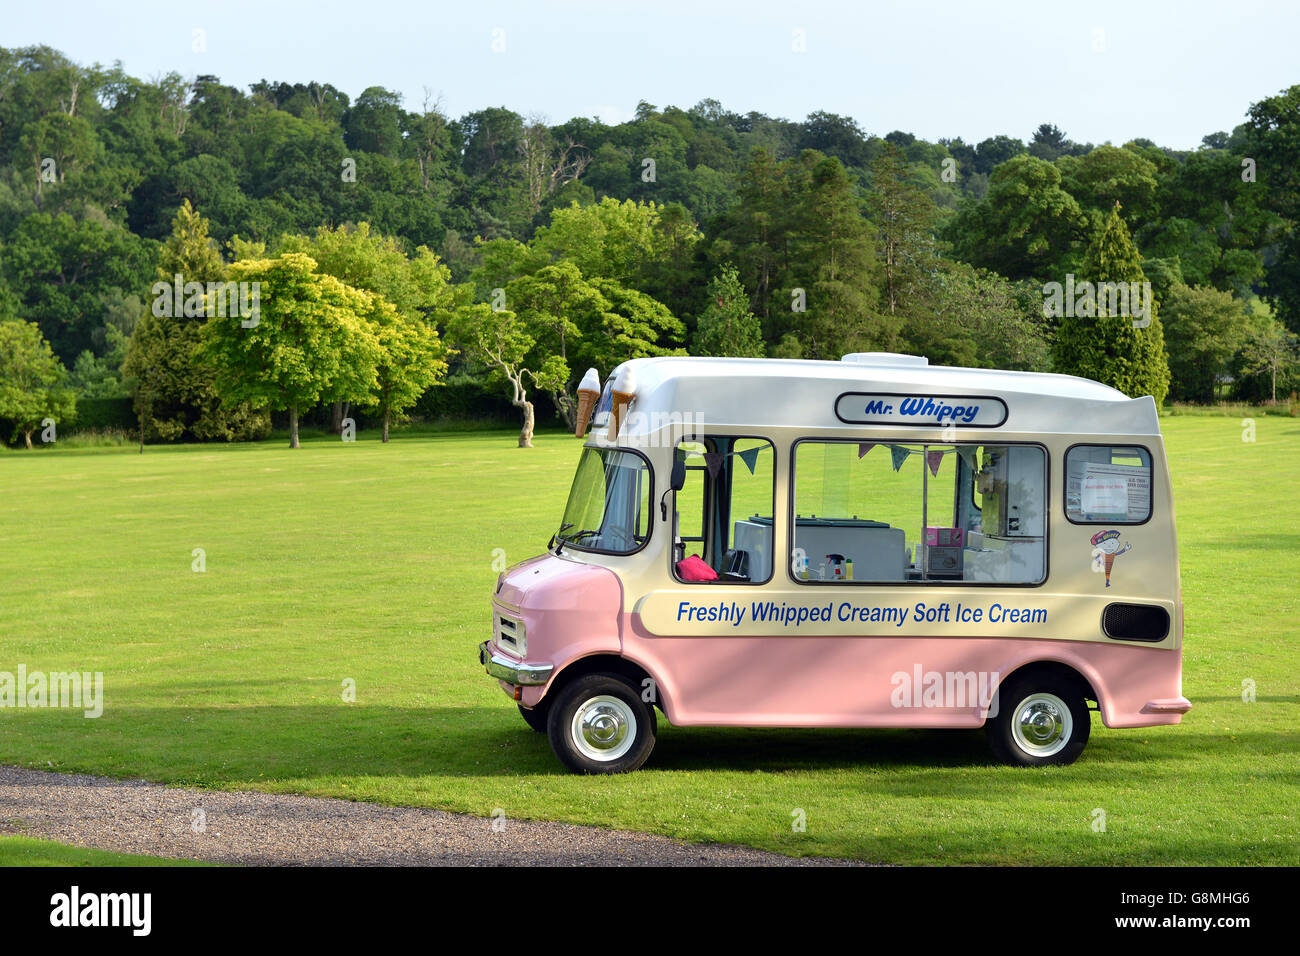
[555,446,651,554]
[791,440,1046,585]
[1064,445,1152,524]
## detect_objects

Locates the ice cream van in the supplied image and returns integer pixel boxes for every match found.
[478,353,1190,773]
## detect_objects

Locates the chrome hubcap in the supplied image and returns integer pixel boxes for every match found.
[1011,692,1072,757]
[571,695,635,761]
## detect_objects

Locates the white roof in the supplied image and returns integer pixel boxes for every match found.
[608,354,1161,438]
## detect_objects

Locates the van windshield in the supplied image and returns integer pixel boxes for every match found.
[555,447,652,555]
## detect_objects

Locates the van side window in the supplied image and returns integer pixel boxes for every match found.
[673,437,775,584]
[1064,445,1152,524]
[791,441,1046,585]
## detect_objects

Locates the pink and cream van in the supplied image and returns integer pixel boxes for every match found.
[478,353,1190,773]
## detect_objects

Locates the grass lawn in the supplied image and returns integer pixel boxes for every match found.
[0,836,206,866]
[0,417,1296,865]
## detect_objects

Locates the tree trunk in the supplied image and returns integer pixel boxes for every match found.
[382,410,390,443]
[518,401,535,448]
[330,400,344,434]
[289,406,300,449]
[551,390,576,431]
[23,429,33,449]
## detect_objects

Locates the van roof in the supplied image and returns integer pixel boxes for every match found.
[609,354,1162,438]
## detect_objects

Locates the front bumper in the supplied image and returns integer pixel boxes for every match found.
[478,641,554,686]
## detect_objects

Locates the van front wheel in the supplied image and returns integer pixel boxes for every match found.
[547,674,657,774]
[986,674,1090,767]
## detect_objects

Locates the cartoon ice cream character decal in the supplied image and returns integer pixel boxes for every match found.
[1090,530,1131,587]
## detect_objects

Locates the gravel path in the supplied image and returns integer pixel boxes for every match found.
[0,765,856,866]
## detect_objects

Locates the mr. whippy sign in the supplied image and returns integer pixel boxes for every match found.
[835,392,1008,427]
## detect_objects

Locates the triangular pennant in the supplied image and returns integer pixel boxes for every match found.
[926,449,945,477]
[704,452,723,478]
[890,445,910,472]
[858,442,875,459]
[737,447,760,474]
[957,445,979,473]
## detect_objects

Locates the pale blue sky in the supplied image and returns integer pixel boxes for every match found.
[5,0,1295,149]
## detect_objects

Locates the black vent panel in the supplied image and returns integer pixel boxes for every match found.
[1102,603,1170,643]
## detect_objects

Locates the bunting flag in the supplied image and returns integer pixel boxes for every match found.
[737,446,761,474]
[890,445,910,472]
[704,452,723,478]
[858,442,875,460]
[957,445,979,473]
[926,449,945,477]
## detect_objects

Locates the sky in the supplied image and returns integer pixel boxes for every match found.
[4,0,1296,149]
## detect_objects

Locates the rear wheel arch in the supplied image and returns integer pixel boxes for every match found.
[994,660,1099,713]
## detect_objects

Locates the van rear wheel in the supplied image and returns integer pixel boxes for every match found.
[986,673,1090,767]
[547,673,656,774]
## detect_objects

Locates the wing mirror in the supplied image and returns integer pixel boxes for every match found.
[661,458,687,521]
[670,458,686,492]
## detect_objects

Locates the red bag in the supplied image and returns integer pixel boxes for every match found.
[676,554,718,581]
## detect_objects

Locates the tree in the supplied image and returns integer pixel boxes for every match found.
[1052,204,1170,405]
[365,301,450,441]
[278,223,455,439]
[1246,85,1300,331]
[200,253,383,448]
[0,211,155,363]
[1240,314,1298,403]
[948,154,1089,281]
[0,318,76,448]
[1161,284,1252,402]
[446,303,567,447]
[502,261,683,428]
[786,152,888,358]
[867,145,940,317]
[531,197,698,286]
[692,266,763,357]
[122,200,268,442]
[908,262,1051,372]
[1056,145,1159,228]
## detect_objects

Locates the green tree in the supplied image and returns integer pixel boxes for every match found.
[0,318,76,448]
[1161,284,1252,402]
[1052,204,1170,405]
[278,223,455,439]
[503,261,683,428]
[1056,145,1159,228]
[200,253,384,448]
[122,200,268,442]
[692,266,763,357]
[532,197,699,285]
[867,145,940,317]
[948,154,1089,281]
[1240,313,1298,403]
[445,303,567,447]
[1246,85,1300,331]
[787,152,888,358]
[908,262,1051,371]
[0,211,155,363]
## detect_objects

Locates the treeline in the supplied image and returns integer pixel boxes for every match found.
[1,44,1298,448]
